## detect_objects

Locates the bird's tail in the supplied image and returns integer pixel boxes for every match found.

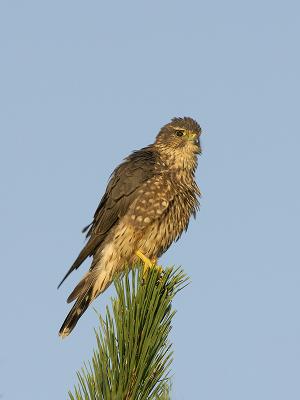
[59,270,112,338]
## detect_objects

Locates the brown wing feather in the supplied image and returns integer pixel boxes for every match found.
[57,147,157,288]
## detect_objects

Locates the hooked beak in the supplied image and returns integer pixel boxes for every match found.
[186,131,200,146]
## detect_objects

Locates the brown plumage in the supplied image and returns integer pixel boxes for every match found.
[58,117,202,337]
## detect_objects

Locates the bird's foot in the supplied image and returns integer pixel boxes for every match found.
[136,250,163,280]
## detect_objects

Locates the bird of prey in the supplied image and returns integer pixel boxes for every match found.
[58,116,202,337]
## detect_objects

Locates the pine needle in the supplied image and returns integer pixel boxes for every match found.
[68,265,189,400]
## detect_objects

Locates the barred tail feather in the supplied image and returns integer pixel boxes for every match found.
[58,269,114,338]
[59,288,93,338]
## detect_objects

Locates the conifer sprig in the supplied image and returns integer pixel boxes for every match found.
[69,265,189,400]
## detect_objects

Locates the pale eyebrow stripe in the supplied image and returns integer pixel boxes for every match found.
[170,126,185,131]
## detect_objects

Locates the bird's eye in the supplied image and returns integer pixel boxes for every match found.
[175,130,184,137]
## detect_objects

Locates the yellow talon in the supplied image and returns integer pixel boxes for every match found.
[136,250,163,277]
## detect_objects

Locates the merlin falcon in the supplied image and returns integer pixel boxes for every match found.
[58,117,202,337]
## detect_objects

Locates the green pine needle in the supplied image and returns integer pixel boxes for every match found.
[68,265,189,400]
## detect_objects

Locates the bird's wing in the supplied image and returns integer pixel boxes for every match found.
[57,148,157,288]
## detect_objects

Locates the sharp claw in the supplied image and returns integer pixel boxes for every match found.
[135,250,164,280]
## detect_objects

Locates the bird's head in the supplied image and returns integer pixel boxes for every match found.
[155,117,202,156]
[154,117,202,171]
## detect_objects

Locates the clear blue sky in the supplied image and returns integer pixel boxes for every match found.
[1,1,299,399]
